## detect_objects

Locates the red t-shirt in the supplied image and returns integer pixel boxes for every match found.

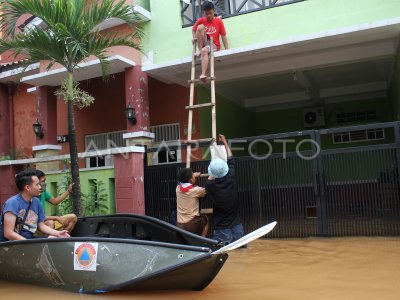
[193,16,226,51]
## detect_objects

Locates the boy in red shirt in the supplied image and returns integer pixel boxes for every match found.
[192,1,228,82]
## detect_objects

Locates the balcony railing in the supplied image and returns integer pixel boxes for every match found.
[181,0,305,27]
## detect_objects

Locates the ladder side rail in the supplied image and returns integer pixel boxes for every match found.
[210,36,217,140]
[186,42,198,167]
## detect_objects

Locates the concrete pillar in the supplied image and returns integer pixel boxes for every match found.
[113,67,153,214]
[124,66,150,132]
[35,86,58,145]
[114,152,146,214]
[33,86,61,171]
[0,165,21,207]
[123,131,155,166]
[32,145,62,172]
[123,66,154,161]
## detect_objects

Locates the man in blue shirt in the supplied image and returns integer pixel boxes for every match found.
[0,170,70,241]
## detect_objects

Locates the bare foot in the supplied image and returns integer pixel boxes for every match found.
[194,50,201,57]
[200,74,207,83]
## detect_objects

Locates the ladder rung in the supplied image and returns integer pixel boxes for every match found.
[186,103,215,110]
[184,138,213,145]
[188,76,216,84]
[200,208,213,214]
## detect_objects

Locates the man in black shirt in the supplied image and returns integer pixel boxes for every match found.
[206,134,244,244]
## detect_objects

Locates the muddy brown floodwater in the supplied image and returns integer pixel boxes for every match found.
[1,238,400,300]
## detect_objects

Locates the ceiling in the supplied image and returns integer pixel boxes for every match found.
[143,19,400,111]
[216,56,393,111]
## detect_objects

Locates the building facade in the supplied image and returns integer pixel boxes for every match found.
[1,0,400,226]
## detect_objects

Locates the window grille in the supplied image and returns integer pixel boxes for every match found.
[150,123,180,142]
[332,128,385,144]
[181,0,304,27]
[336,111,376,124]
[85,130,126,168]
[150,123,181,164]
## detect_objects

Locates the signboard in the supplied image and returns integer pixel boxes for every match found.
[57,135,69,143]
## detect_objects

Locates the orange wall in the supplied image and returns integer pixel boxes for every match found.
[12,75,203,164]
[102,23,141,65]
[148,77,203,161]
[58,72,127,156]
[10,73,127,165]
[0,14,31,63]
[13,84,36,157]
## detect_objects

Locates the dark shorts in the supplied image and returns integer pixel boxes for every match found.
[204,39,218,52]
[198,30,218,52]
[177,215,208,235]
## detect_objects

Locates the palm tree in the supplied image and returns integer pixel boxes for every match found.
[0,0,143,216]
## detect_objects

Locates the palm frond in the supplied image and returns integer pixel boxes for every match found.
[1,0,143,75]
[0,0,144,85]
[87,31,142,56]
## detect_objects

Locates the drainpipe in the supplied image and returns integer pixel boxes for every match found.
[7,83,15,156]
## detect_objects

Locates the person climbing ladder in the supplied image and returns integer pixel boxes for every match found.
[192,1,228,83]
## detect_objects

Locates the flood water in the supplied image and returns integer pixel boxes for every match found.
[1,238,399,300]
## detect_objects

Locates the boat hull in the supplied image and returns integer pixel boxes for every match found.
[0,237,227,293]
[72,214,223,251]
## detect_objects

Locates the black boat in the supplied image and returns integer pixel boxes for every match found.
[0,214,276,294]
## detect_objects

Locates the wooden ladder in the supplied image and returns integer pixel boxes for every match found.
[186,37,216,168]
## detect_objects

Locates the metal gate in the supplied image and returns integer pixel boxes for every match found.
[144,122,400,237]
[316,122,400,236]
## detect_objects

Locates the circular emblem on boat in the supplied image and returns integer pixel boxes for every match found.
[75,243,97,269]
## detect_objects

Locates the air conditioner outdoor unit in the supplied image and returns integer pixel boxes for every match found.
[303,107,325,128]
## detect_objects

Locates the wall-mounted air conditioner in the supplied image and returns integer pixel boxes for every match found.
[302,107,325,128]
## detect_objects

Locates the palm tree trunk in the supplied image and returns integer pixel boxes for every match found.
[66,72,82,216]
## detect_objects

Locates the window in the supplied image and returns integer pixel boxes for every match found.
[150,123,181,165]
[229,0,262,14]
[336,111,376,124]
[181,0,228,26]
[85,130,126,168]
[181,0,304,27]
[156,149,179,164]
[332,128,385,144]
[214,0,228,16]
[181,0,202,27]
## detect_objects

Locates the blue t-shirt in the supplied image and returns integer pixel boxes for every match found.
[0,194,46,241]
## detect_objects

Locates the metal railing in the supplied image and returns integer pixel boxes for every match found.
[144,122,400,238]
[181,0,305,27]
